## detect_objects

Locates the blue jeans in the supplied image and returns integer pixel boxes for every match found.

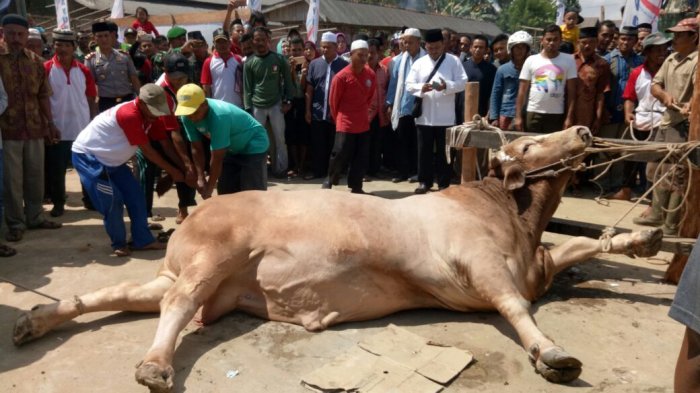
[72,152,154,249]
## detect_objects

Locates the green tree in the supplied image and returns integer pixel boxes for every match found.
[497,0,556,33]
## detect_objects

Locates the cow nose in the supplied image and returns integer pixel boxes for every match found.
[577,127,592,146]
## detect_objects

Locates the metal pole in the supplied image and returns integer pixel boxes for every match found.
[16,0,27,18]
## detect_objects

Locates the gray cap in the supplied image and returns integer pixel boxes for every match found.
[619,26,638,36]
[139,84,171,117]
[53,29,75,43]
[642,32,671,51]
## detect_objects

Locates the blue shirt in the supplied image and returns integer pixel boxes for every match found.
[604,49,643,123]
[386,49,426,118]
[181,98,269,155]
[489,61,521,120]
[462,58,496,117]
[306,55,348,122]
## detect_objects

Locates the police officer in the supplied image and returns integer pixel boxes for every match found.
[87,21,141,112]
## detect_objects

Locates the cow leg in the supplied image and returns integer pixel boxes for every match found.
[548,228,663,276]
[13,276,174,346]
[135,259,229,393]
[472,264,582,383]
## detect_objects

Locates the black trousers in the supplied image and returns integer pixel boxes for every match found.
[45,141,73,208]
[396,116,418,179]
[310,120,337,178]
[417,125,451,188]
[367,116,386,176]
[328,131,370,191]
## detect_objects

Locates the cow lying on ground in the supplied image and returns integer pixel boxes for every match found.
[13,126,663,392]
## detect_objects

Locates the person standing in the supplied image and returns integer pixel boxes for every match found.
[0,67,14,255]
[244,26,293,178]
[72,85,184,256]
[596,20,616,58]
[612,33,670,203]
[462,34,497,117]
[514,24,577,133]
[285,37,309,178]
[44,29,98,217]
[175,84,270,197]
[406,29,467,194]
[304,32,348,179]
[633,18,698,236]
[322,40,376,194]
[201,28,243,107]
[386,27,426,183]
[489,31,532,130]
[366,38,390,178]
[87,22,141,113]
[0,14,62,243]
[573,27,610,134]
[490,34,510,67]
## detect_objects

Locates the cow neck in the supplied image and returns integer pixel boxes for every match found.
[514,174,572,239]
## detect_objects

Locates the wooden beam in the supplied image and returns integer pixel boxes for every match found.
[546,218,695,256]
[461,82,479,183]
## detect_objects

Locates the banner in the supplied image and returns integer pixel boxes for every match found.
[54,0,70,30]
[621,0,663,31]
[247,0,262,12]
[305,0,320,43]
[555,0,565,25]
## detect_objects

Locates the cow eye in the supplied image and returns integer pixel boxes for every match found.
[523,143,531,154]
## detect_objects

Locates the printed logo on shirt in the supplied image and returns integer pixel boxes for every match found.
[365,79,372,88]
[533,64,565,96]
[272,64,279,73]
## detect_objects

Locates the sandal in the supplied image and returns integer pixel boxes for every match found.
[31,220,62,230]
[113,247,131,257]
[0,244,17,257]
[6,228,24,242]
[132,241,167,251]
[151,214,165,222]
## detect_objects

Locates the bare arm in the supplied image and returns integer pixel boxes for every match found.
[139,143,184,182]
[305,83,313,124]
[223,0,245,33]
[170,130,197,187]
[130,74,142,94]
[203,84,212,98]
[204,148,228,199]
[88,97,98,119]
[563,78,577,129]
[190,140,207,194]
[651,83,674,107]
[623,100,636,126]
[513,80,529,131]
[40,97,60,143]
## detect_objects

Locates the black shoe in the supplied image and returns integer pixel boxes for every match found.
[50,206,64,217]
[414,184,429,194]
[321,180,332,189]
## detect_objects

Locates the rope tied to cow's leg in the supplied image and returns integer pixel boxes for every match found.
[73,295,86,316]
[600,227,616,253]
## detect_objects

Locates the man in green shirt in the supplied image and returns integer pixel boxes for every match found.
[175,84,270,198]
[244,26,293,178]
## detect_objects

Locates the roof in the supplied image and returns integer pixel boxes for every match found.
[317,0,502,36]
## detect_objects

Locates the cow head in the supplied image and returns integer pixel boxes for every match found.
[488,126,592,190]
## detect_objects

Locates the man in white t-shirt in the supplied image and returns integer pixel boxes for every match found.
[514,24,577,133]
[72,84,185,256]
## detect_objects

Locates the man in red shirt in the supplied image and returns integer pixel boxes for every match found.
[323,40,376,194]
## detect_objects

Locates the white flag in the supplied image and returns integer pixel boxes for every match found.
[247,0,262,12]
[110,0,124,19]
[54,0,70,30]
[0,0,11,13]
[621,0,663,32]
[306,0,320,43]
[555,0,565,25]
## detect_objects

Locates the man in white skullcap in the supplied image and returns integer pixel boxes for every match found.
[304,31,349,179]
[322,40,376,194]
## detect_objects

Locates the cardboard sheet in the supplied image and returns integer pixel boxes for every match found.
[301,324,473,392]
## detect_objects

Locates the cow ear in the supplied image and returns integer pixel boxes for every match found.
[503,165,525,190]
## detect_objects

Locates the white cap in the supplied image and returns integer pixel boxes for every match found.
[350,40,368,51]
[402,28,421,38]
[321,31,337,43]
[28,28,42,41]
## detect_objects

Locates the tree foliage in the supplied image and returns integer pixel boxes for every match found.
[497,0,556,33]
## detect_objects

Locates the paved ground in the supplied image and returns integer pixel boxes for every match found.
[0,170,684,393]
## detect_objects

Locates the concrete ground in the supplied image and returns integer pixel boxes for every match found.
[0,170,684,393]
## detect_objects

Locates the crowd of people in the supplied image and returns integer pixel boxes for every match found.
[0,3,696,258]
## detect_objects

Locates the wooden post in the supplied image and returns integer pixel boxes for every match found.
[665,13,700,283]
[461,82,479,184]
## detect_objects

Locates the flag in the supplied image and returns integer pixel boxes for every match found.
[0,0,10,13]
[555,0,565,25]
[110,0,124,19]
[488,0,501,13]
[621,0,663,32]
[54,0,71,30]
[247,0,262,12]
[306,0,320,43]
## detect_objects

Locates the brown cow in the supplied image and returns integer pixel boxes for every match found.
[13,126,662,392]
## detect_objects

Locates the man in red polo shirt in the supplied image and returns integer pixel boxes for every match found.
[323,40,376,194]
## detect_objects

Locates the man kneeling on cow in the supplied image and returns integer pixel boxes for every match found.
[174,83,270,199]
[72,84,185,257]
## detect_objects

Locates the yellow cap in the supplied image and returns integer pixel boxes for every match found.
[174,83,206,116]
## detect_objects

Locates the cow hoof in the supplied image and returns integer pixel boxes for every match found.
[13,311,42,346]
[530,346,582,383]
[135,361,174,393]
[625,228,663,258]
